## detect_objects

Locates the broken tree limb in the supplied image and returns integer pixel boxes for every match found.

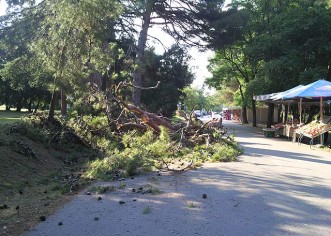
[145,111,176,131]
[123,81,161,90]
[117,123,147,132]
[117,100,175,133]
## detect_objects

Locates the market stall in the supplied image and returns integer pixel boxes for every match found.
[272,121,303,139]
[281,79,331,121]
[280,80,331,145]
[256,79,331,146]
[293,118,331,147]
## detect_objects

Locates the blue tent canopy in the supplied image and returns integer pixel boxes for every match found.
[254,79,331,123]
[254,79,331,102]
[281,79,331,100]
[254,85,303,102]
[271,85,304,100]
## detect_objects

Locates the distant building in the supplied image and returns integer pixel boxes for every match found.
[223,106,279,124]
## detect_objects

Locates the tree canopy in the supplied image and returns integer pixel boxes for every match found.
[205,0,331,126]
[1,0,331,125]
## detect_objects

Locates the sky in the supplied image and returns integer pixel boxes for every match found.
[148,25,214,90]
[0,0,7,15]
[0,0,232,92]
[148,0,233,90]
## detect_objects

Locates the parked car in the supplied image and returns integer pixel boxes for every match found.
[212,112,222,119]
[193,110,203,117]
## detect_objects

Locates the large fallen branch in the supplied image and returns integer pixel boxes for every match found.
[118,100,176,133]
[117,122,147,132]
[96,83,227,145]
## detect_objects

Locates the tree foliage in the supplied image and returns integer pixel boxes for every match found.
[0,1,52,111]
[121,0,227,106]
[141,45,194,116]
[180,86,223,112]
[206,0,331,125]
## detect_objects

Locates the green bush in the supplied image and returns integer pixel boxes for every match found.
[14,121,50,143]
[68,115,120,151]
[210,143,241,162]
[84,125,242,180]
[84,153,125,180]
[13,113,242,182]
[125,154,153,176]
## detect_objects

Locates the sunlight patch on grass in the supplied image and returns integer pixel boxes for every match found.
[0,111,28,124]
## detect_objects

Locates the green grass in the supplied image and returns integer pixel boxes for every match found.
[0,105,60,124]
[187,202,196,208]
[142,206,151,214]
[0,110,29,124]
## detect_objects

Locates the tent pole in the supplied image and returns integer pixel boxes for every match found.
[320,97,324,145]
[288,102,293,126]
[320,97,323,122]
[303,108,306,123]
[299,98,302,124]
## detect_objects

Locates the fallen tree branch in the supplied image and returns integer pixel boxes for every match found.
[117,122,147,132]
[123,81,161,90]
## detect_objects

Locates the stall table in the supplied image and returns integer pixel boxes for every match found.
[293,121,331,147]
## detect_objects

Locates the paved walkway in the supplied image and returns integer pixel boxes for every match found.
[25,121,331,236]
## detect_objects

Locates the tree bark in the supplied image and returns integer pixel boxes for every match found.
[34,101,40,113]
[28,98,33,112]
[118,123,147,132]
[101,72,108,92]
[251,96,257,127]
[132,0,155,106]
[61,90,67,116]
[118,98,175,133]
[241,105,248,124]
[16,97,23,112]
[238,83,248,124]
[48,88,57,122]
[5,90,11,110]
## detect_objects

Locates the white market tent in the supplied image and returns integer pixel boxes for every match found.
[254,85,304,102]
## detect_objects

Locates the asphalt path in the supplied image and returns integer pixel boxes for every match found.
[25,120,331,236]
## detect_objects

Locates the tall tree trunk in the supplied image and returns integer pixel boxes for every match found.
[16,97,23,112]
[241,105,248,124]
[132,0,155,106]
[101,72,108,92]
[267,103,274,128]
[252,96,257,127]
[5,93,11,110]
[28,98,33,112]
[238,82,248,124]
[61,90,67,116]
[101,21,115,93]
[34,101,40,113]
[48,88,57,122]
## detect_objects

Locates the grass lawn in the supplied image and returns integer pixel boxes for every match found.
[0,110,30,124]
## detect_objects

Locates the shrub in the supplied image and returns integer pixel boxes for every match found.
[210,143,241,162]
[68,115,120,151]
[84,153,125,180]
[14,113,242,182]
